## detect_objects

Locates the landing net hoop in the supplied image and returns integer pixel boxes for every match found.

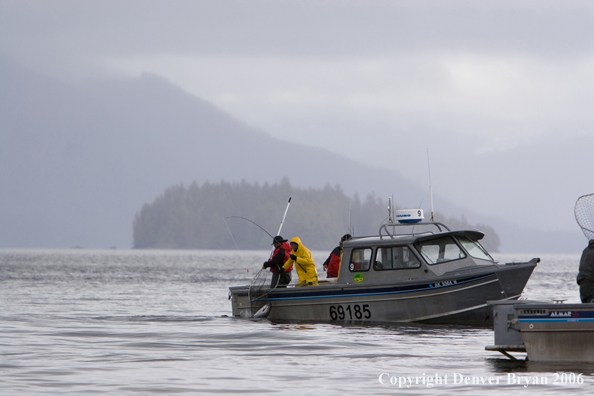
[575,193,594,241]
[248,269,278,315]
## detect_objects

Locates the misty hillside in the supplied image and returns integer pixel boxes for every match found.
[0,55,580,252]
[133,179,501,252]
[0,55,429,249]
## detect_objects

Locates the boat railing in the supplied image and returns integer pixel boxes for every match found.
[379,221,451,239]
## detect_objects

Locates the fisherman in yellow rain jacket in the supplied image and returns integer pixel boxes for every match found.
[280,237,318,287]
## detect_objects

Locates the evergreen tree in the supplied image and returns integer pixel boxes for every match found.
[133,179,501,252]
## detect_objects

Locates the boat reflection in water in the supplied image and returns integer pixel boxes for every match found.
[229,209,538,326]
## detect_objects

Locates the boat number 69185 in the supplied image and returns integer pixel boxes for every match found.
[329,304,371,320]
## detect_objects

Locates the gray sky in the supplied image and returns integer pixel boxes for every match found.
[1,0,593,237]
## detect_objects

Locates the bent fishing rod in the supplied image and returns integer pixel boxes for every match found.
[224,216,274,240]
[224,197,292,248]
[226,198,292,299]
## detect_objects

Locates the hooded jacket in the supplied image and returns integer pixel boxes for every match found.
[282,237,318,286]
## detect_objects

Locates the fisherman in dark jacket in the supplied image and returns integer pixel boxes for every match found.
[263,236,293,288]
[577,239,594,303]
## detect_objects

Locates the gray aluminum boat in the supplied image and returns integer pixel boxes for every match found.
[487,300,594,362]
[517,303,594,362]
[229,213,538,325]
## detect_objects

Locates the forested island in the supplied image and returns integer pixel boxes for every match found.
[133,179,501,252]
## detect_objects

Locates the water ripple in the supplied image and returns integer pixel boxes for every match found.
[0,250,592,395]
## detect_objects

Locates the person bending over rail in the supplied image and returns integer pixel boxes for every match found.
[263,235,293,288]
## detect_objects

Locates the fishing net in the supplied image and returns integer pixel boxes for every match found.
[248,269,278,315]
[575,193,594,241]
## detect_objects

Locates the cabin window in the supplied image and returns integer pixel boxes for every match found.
[457,236,493,261]
[374,246,421,270]
[413,236,466,265]
[349,248,372,272]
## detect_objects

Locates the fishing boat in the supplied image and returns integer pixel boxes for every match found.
[487,300,594,362]
[229,208,538,325]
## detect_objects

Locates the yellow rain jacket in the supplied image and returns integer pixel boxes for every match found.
[282,237,318,286]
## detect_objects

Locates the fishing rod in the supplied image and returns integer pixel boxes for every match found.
[223,218,240,250]
[248,197,292,314]
[224,197,292,249]
[224,216,274,239]
[276,197,291,236]
[225,214,276,302]
[268,197,291,258]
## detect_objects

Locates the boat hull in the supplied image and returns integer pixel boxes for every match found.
[517,303,594,362]
[229,262,536,325]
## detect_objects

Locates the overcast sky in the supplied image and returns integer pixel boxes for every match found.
[1,0,593,237]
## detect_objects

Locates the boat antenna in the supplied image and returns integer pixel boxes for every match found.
[575,193,594,241]
[427,148,435,222]
[348,203,354,236]
[388,195,394,224]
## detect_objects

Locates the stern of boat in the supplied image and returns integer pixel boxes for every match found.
[229,286,253,318]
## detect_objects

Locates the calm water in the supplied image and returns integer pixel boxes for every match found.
[1,249,593,395]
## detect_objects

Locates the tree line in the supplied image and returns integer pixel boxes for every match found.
[133,178,500,252]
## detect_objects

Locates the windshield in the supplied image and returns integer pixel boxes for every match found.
[457,236,493,261]
[413,236,466,265]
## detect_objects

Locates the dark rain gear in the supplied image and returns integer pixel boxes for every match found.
[577,240,594,303]
[264,242,293,273]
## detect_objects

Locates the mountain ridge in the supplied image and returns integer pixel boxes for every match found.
[0,55,583,252]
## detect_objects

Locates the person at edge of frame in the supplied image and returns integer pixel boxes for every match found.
[577,238,594,303]
[263,235,293,288]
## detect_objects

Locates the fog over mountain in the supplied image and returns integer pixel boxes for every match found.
[0,56,587,252]
[1,1,592,253]
[2,57,427,248]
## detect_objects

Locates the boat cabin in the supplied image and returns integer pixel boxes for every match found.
[334,220,498,286]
